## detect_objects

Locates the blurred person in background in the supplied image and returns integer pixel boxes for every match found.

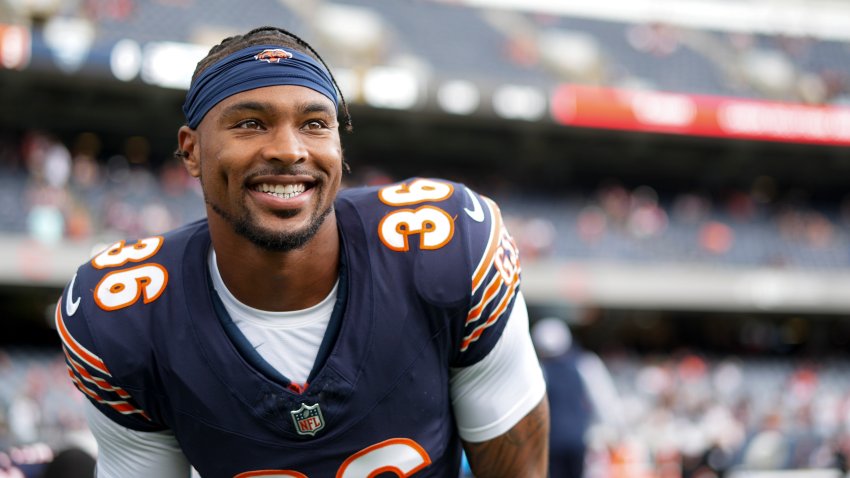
[22,132,71,244]
[39,447,95,478]
[7,375,44,447]
[55,26,549,477]
[532,317,623,478]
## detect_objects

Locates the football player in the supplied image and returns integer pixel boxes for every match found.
[57,26,549,477]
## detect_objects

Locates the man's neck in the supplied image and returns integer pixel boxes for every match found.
[209,216,340,312]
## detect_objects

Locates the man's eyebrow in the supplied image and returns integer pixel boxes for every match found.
[299,101,336,116]
[218,99,336,118]
[219,101,271,117]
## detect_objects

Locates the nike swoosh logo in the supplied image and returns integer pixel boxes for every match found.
[65,273,81,317]
[463,187,485,223]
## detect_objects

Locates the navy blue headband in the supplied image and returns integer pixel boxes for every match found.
[182,44,339,128]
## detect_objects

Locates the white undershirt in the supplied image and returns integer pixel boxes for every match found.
[209,250,334,384]
[84,252,546,478]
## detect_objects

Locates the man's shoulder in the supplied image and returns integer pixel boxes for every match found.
[337,178,522,365]
[337,178,517,306]
[64,218,209,345]
[56,221,211,432]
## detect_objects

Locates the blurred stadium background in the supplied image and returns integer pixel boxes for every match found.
[2,0,850,476]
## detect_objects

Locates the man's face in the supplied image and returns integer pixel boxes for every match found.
[180,85,343,251]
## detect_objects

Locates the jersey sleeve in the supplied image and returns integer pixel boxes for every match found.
[455,189,521,366]
[344,178,522,367]
[55,271,165,432]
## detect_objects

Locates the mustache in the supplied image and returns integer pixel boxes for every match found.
[243,166,321,183]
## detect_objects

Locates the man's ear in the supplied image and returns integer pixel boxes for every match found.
[178,125,200,178]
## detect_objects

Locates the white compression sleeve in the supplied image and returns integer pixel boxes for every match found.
[449,292,547,443]
[84,400,190,478]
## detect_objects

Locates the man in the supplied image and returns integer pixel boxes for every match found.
[56,26,549,477]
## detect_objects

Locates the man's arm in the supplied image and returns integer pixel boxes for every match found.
[83,400,191,478]
[463,396,549,477]
[450,292,549,477]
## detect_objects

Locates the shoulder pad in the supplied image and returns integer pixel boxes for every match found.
[339,179,521,365]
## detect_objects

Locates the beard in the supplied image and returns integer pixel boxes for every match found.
[205,187,334,252]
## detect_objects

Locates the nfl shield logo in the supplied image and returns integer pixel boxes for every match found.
[291,403,325,436]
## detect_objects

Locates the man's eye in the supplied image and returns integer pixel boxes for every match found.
[236,120,262,129]
[305,120,327,130]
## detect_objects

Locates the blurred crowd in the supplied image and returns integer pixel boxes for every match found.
[502,180,850,269]
[594,350,850,477]
[0,130,203,246]
[1,130,849,270]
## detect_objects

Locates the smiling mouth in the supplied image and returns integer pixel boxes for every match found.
[253,182,307,200]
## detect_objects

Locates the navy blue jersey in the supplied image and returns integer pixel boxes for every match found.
[56,178,521,478]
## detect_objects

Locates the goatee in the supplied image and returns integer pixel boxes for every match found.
[207,199,333,252]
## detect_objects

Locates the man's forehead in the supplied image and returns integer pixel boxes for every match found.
[214,85,338,116]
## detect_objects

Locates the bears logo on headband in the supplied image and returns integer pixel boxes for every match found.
[254,49,293,63]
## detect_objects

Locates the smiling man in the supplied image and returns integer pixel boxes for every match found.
[56,27,548,478]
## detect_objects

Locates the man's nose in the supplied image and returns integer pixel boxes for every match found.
[260,126,307,165]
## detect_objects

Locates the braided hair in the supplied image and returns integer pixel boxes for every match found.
[192,26,353,133]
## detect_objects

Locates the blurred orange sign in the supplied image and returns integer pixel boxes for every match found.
[552,84,850,146]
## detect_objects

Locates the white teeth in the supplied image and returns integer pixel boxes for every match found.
[255,183,307,199]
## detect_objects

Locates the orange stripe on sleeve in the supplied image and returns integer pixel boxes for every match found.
[67,367,150,420]
[466,273,504,325]
[54,300,111,376]
[460,279,519,352]
[63,348,131,399]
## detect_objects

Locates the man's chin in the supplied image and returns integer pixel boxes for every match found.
[235,223,315,252]
[269,208,302,219]
[236,208,333,253]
